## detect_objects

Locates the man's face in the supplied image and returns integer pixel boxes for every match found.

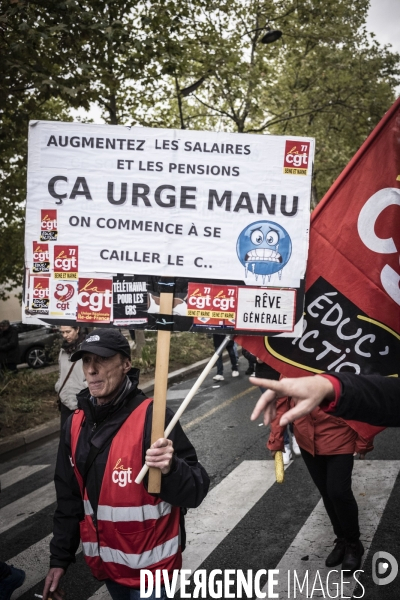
[81,352,131,405]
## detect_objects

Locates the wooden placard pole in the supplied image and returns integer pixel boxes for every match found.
[135,335,231,485]
[148,291,174,493]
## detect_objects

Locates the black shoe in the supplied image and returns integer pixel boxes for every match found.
[245,366,254,375]
[342,540,364,573]
[325,538,346,567]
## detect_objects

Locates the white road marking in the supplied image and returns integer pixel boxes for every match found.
[265,460,400,598]
[183,387,254,432]
[182,460,282,572]
[10,537,82,599]
[88,586,111,599]
[0,465,50,489]
[11,534,53,598]
[0,481,56,535]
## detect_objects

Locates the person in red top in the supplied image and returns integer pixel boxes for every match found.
[267,396,373,573]
[249,372,399,427]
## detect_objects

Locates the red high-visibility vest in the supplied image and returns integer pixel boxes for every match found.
[70,398,182,586]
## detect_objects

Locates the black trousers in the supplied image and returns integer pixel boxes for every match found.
[300,449,360,543]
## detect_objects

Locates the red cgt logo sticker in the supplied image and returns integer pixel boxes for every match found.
[40,209,58,240]
[283,141,310,175]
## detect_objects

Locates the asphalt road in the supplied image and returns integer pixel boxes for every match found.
[1,355,400,600]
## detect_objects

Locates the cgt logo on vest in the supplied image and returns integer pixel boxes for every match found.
[112,458,133,487]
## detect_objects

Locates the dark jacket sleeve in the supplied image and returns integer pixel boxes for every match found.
[50,420,84,570]
[255,361,280,380]
[241,348,256,363]
[144,406,210,508]
[329,373,400,427]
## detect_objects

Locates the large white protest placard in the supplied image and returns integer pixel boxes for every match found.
[24,121,314,335]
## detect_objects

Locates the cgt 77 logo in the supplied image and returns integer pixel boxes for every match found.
[53,245,78,278]
[283,140,310,175]
[188,288,236,311]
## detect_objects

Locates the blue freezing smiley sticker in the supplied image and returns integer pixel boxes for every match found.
[236,220,292,283]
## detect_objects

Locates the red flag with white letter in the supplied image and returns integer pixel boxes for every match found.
[238,97,400,392]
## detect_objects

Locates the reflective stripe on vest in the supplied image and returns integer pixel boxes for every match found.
[97,502,172,522]
[83,499,172,521]
[70,398,182,585]
[83,499,94,516]
[82,534,179,569]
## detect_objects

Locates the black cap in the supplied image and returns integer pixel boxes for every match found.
[71,328,131,362]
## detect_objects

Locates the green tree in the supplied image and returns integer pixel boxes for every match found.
[128,0,399,203]
[1,0,89,298]
[0,97,72,300]
[0,0,180,297]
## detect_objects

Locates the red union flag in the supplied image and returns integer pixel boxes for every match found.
[238,98,400,384]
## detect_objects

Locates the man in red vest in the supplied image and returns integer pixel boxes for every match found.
[42,328,209,600]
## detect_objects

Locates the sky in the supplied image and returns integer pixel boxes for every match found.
[366,0,400,54]
[72,0,400,123]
